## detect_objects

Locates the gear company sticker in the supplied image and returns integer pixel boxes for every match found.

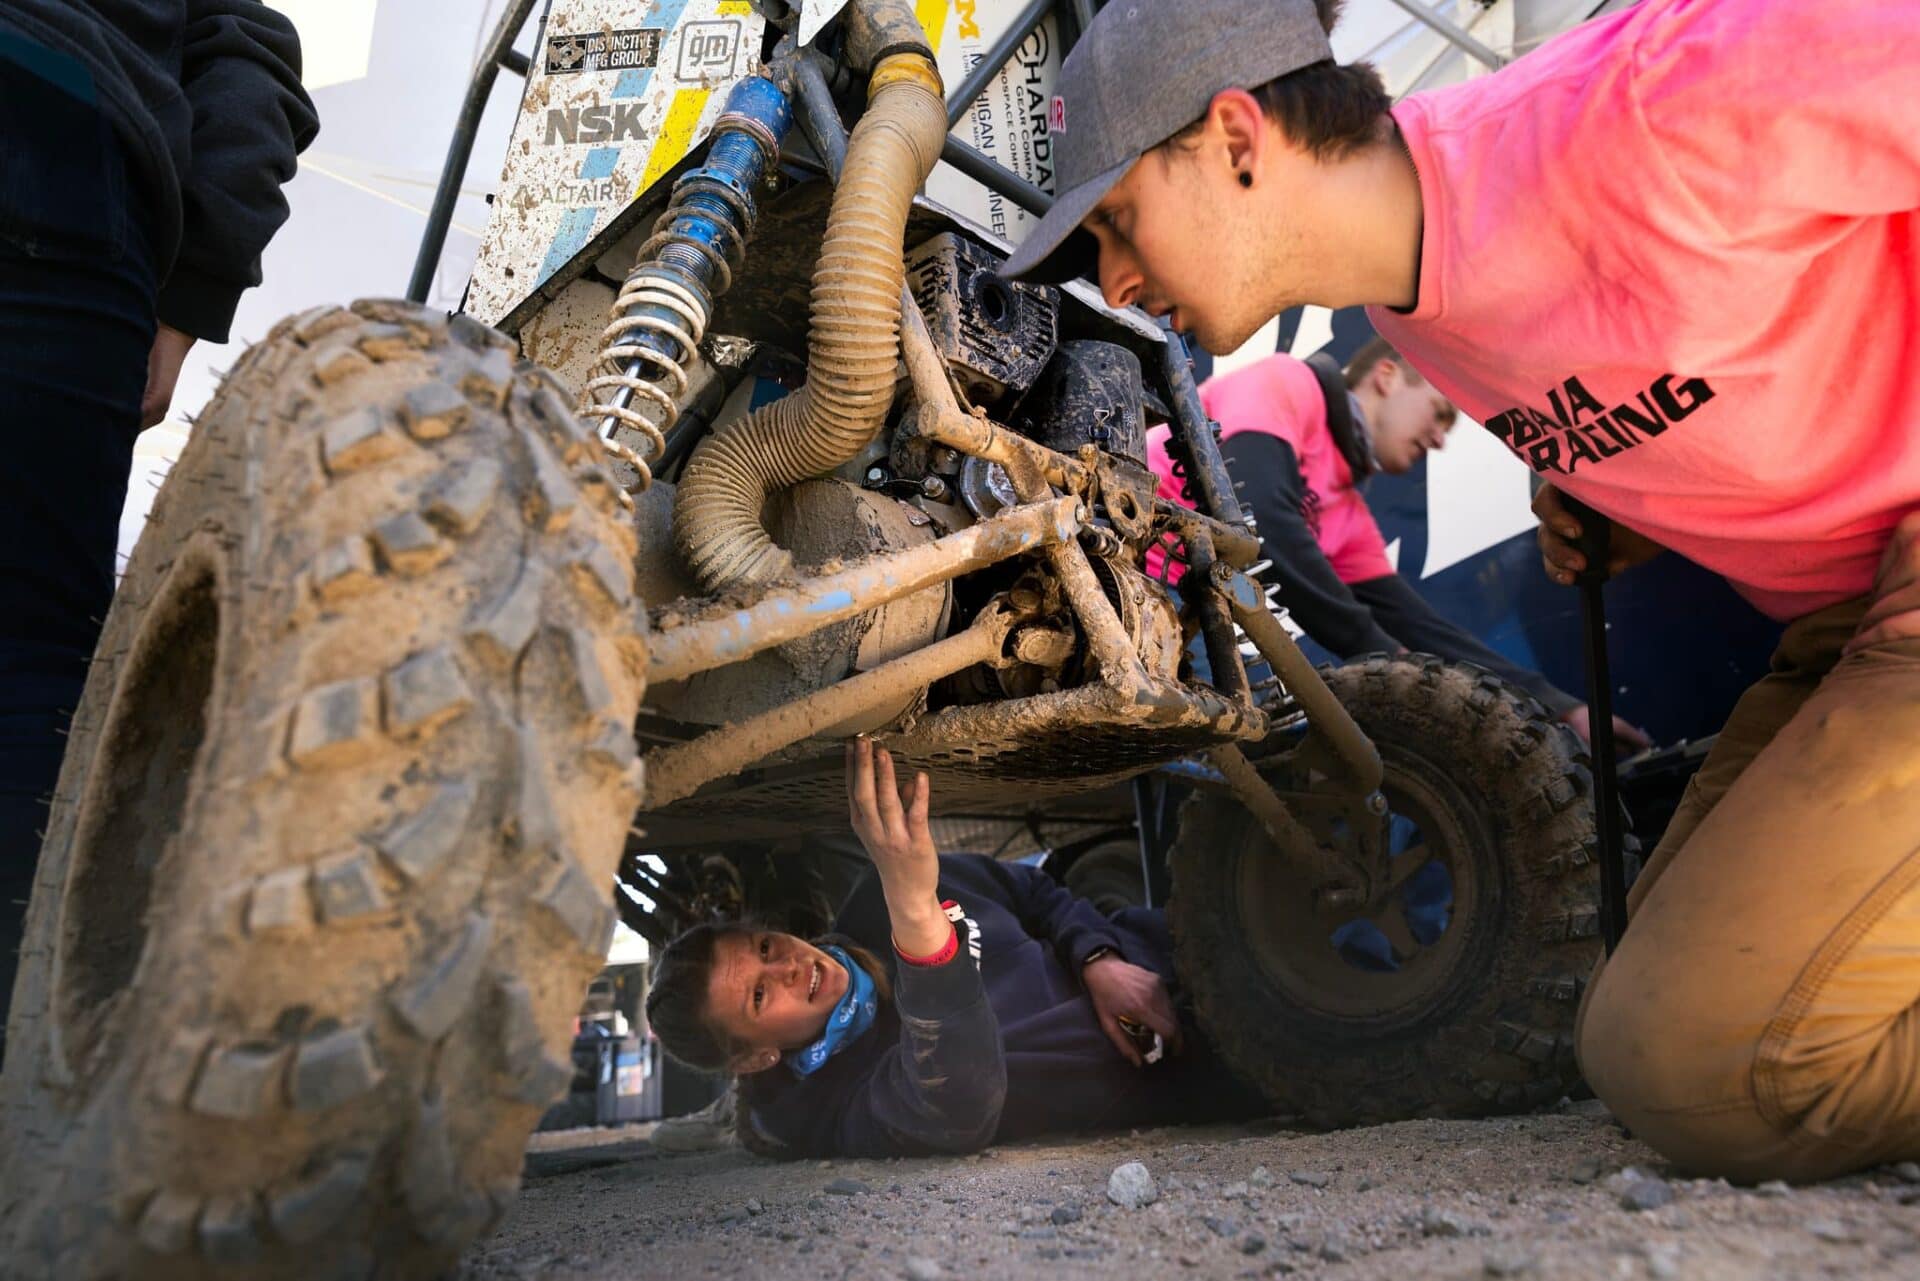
[544,28,663,75]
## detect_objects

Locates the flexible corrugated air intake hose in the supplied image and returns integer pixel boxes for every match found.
[672,14,945,591]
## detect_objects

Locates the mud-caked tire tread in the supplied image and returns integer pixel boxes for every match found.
[1170,654,1625,1128]
[0,300,644,1280]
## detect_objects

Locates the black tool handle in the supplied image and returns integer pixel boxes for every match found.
[1562,492,1613,586]
[1558,492,1628,953]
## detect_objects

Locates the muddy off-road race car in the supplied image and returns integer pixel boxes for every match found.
[1,0,1613,1275]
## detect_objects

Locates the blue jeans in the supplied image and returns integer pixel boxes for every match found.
[0,57,157,1052]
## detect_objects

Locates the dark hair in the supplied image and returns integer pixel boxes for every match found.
[1165,0,1391,163]
[645,924,896,1072]
[1344,335,1424,389]
[645,921,750,1071]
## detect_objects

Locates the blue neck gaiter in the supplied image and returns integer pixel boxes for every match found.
[787,945,879,1077]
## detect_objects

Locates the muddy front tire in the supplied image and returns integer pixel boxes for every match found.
[0,301,645,1279]
[1170,656,1616,1127]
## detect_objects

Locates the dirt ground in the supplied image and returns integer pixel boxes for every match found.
[461,1103,1920,1280]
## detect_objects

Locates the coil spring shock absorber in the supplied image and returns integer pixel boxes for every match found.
[582,74,794,489]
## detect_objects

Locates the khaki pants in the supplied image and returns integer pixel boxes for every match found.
[1576,596,1920,1181]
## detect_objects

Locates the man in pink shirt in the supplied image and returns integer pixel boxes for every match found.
[1149,340,1646,749]
[1006,0,1920,1180]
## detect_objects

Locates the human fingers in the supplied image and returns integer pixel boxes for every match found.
[905,771,932,843]
[847,738,879,836]
[873,746,907,842]
[1098,1010,1143,1068]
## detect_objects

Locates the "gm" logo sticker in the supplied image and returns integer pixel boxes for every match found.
[676,20,741,81]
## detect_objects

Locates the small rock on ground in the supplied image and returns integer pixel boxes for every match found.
[904,1258,943,1281]
[1483,1246,1536,1276]
[1421,1205,1474,1238]
[824,1178,870,1197]
[1107,1161,1158,1209]
[1643,1243,1682,1280]
[1619,1177,1675,1213]
[1289,1170,1332,1188]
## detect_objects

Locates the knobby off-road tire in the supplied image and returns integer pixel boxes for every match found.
[1063,838,1149,915]
[0,301,645,1279]
[1171,656,1622,1127]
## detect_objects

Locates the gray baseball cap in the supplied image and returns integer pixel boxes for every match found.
[999,0,1333,284]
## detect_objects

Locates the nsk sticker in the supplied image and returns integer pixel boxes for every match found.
[545,28,663,75]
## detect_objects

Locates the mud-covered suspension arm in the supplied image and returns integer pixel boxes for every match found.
[644,603,1023,808]
[645,494,1084,683]
[1213,561,1394,900]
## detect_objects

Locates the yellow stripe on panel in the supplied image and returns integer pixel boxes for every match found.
[915,0,949,54]
[636,86,715,198]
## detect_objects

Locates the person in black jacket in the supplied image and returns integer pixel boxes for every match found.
[0,2,317,1048]
[645,740,1268,1158]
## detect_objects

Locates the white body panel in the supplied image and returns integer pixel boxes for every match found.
[464,0,766,325]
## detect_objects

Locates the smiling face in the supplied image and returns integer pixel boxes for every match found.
[703,930,850,1073]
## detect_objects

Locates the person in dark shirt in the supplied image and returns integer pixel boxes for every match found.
[1150,338,1647,751]
[645,740,1267,1158]
[0,2,317,1047]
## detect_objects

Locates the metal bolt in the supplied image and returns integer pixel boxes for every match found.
[1315,884,1363,916]
[865,465,888,487]
[1366,791,1389,816]
[919,475,951,502]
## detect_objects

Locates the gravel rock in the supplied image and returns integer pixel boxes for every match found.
[824,1178,870,1197]
[745,1199,764,1216]
[1240,1234,1267,1256]
[1019,1227,1059,1242]
[1892,1162,1920,1185]
[1202,1215,1240,1238]
[1643,1243,1682,1280]
[1756,1180,1792,1198]
[1618,1177,1675,1213]
[1050,1204,1083,1226]
[1421,1205,1473,1238]
[1806,1217,1856,1244]
[1289,1170,1332,1189]
[1318,1231,1353,1262]
[1107,1162,1158,1210]
[1566,1158,1603,1185]
[904,1258,943,1281]
[1483,1246,1536,1276]
[1248,1165,1274,1188]
[1220,1181,1251,1199]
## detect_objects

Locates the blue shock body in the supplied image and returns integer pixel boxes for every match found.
[618,75,795,382]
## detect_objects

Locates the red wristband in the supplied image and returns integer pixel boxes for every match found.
[894,903,961,967]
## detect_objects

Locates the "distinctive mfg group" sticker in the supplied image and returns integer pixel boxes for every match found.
[544,28,663,75]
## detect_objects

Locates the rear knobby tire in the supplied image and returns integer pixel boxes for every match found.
[0,300,645,1279]
[1171,656,1622,1127]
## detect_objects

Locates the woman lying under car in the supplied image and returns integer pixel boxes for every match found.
[644,739,1268,1157]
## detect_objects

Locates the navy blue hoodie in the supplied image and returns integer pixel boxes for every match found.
[739,854,1267,1158]
[1,2,317,340]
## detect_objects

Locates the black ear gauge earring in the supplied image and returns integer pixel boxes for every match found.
[1238,171,1253,188]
